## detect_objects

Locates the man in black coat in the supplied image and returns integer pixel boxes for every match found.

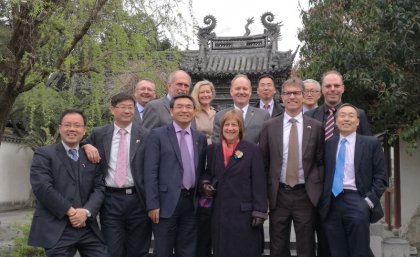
[28,109,107,256]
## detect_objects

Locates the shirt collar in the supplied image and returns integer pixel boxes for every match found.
[234,104,249,114]
[172,121,192,134]
[62,141,79,151]
[259,99,274,109]
[339,131,356,144]
[284,111,303,124]
[113,122,132,136]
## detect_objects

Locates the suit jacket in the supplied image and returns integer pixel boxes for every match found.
[85,122,149,207]
[319,134,388,223]
[144,124,207,218]
[252,100,284,118]
[212,106,270,144]
[305,103,372,136]
[259,114,324,208]
[28,143,105,248]
[142,96,172,130]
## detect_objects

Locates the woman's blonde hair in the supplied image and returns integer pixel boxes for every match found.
[191,80,216,115]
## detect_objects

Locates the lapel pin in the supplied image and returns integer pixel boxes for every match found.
[136,139,141,144]
[307,125,312,129]
[81,163,85,168]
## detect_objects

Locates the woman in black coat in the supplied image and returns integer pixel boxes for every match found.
[201,109,268,257]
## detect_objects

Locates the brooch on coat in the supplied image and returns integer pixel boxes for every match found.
[233,150,244,159]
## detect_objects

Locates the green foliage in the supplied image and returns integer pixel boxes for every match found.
[11,223,45,257]
[1,0,190,148]
[298,0,420,145]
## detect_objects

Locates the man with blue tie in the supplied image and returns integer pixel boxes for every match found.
[28,109,107,256]
[83,93,152,257]
[144,94,207,257]
[319,103,388,257]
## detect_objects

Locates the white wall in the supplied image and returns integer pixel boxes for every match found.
[0,141,33,209]
[400,140,420,226]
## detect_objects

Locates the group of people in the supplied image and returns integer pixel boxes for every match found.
[28,69,388,257]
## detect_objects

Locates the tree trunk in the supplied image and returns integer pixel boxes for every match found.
[0,84,19,146]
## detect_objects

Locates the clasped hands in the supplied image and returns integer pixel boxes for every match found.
[201,182,216,197]
[67,207,88,228]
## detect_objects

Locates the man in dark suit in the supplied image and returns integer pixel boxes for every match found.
[305,70,372,257]
[305,70,371,138]
[84,93,151,257]
[259,78,324,257]
[253,74,284,117]
[133,79,156,124]
[212,74,270,144]
[319,103,387,257]
[144,94,207,257]
[142,70,191,130]
[28,109,107,257]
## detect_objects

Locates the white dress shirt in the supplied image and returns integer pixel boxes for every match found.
[280,112,305,184]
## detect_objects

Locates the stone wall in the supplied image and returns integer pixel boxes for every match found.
[0,138,33,211]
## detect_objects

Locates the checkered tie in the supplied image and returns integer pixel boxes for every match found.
[68,149,78,161]
[115,128,128,188]
[325,108,335,141]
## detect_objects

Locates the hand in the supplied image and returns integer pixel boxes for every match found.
[83,144,101,163]
[148,208,160,224]
[68,208,88,228]
[201,183,216,197]
[251,217,265,227]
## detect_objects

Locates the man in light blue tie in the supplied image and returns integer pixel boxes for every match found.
[319,103,388,257]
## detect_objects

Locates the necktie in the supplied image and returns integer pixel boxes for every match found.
[286,118,299,187]
[180,129,195,189]
[332,138,346,196]
[325,108,335,141]
[115,128,128,188]
[263,104,269,112]
[68,149,78,161]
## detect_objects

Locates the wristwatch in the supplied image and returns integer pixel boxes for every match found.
[86,209,92,218]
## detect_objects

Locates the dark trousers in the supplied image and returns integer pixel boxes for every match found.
[323,191,370,257]
[197,207,212,257]
[315,212,331,257]
[269,186,316,257]
[153,192,198,257]
[100,190,152,257]
[45,225,108,257]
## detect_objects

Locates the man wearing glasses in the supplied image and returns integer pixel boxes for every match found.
[302,79,321,113]
[83,93,152,257]
[260,78,324,257]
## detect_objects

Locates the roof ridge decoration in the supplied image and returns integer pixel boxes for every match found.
[195,15,217,69]
[261,12,283,58]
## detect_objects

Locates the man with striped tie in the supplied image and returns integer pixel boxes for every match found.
[305,70,371,140]
[305,70,372,257]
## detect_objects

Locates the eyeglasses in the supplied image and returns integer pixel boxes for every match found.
[114,105,135,111]
[304,90,320,95]
[173,104,194,110]
[282,91,303,97]
[60,123,85,129]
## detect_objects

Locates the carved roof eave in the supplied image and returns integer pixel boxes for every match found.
[180,49,295,77]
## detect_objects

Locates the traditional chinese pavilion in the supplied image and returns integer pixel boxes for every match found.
[180,12,298,108]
